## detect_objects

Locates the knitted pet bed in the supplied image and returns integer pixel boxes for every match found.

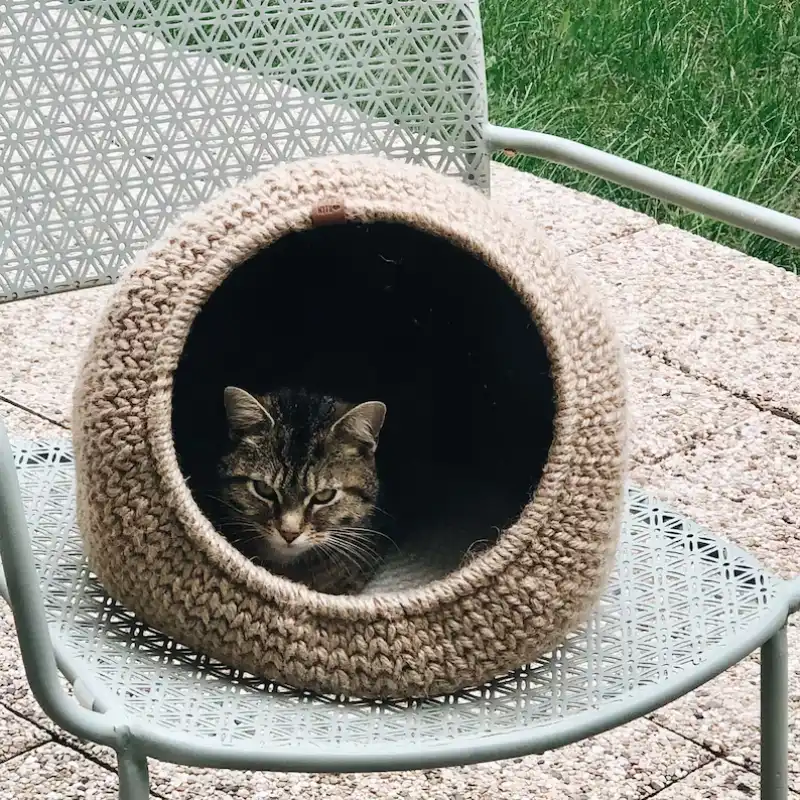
[72,155,626,699]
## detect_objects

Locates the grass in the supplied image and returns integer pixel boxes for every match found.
[480,0,800,272]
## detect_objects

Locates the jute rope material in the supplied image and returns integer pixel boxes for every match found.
[72,155,627,698]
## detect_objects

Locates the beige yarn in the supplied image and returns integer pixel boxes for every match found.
[72,155,627,699]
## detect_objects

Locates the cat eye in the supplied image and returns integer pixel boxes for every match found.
[310,488,337,505]
[250,480,279,503]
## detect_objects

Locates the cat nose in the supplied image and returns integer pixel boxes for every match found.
[280,511,303,543]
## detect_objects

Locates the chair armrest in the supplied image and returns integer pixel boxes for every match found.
[0,416,120,746]
[484,123,800,249]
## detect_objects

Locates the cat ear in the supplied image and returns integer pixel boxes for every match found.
[330,401,386,451]
[223,387,274,435]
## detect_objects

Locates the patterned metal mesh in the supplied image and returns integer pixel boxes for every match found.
[9,440,779,751]
[0,0,489,301]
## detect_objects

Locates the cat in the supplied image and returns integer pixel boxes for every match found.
[208,386,391,595]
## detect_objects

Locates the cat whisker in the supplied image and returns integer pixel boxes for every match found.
[371,505,395,521]
[324,547,359,576]
[331,526,386,537]
[206,494,244,515]
[327,537,385,566]
[324,538,375,569]
[221,522,269,545]
[325,534,383,571]
[314,542,352,579]
[220,522,265,538]
[326,530,381,551]
[234,534,268,546]
[220,520,261,532]
[330,527,401,552]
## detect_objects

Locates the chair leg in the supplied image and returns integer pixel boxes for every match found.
[118,750,150,800]
[761,625,789,800]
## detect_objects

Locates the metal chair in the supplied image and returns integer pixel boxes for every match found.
[0,2,798,798]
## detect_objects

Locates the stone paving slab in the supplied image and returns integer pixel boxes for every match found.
[632,409,800,561]
[0,595,134,786]
[0,599,60,730]
[630,411,800,790]
[0,285,113,425]
[491,162,657,255]
[0,309,757,471]
[624,351,753,465]
[568,225,800,421]
[0,742,134,799]
[0,162,656,432]
[0,704,50,764]
[0,402,69,439]
[656,759,800,799]
[645,621,800,793]
[145,719,710,800]
[632,454,799,580]
[652,412,800,519]
[0,607,122,787]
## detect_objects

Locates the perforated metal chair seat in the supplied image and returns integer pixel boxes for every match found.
[3,439,791,771]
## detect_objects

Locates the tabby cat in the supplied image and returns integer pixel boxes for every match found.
[210,386,390,594]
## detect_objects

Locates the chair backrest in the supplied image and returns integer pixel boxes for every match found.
[0,0,491,302]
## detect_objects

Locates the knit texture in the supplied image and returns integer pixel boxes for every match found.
[72,155,627,699]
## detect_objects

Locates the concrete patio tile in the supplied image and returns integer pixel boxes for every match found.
[0,607,117,771]
[631,435,800,789]
[655,759,800,799]
[569,224,800,419]
[146,719,711,799]
[0,742,131,799]
[631,451,799,581]
[637,471,799,580]
[0,607,118,775]
[0,600,53,726]
[0,401,68,439]
[636,410,800,522]
[645,621,799,790]
[491,162,657,256]
[625,351,753,464]
[0,285,113,426]
[0,704,50,763]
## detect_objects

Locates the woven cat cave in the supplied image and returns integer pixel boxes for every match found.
[72,154,626,699]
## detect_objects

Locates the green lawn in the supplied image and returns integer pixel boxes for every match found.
[481,0,800,272]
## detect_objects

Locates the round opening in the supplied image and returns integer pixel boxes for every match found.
[171,221,555,593]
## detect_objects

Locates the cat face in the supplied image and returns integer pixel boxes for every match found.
[217,387,386,569]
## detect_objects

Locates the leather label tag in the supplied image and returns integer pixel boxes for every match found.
[310,200,347,226]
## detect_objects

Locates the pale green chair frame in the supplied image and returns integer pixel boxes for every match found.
[0,2,799,799]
